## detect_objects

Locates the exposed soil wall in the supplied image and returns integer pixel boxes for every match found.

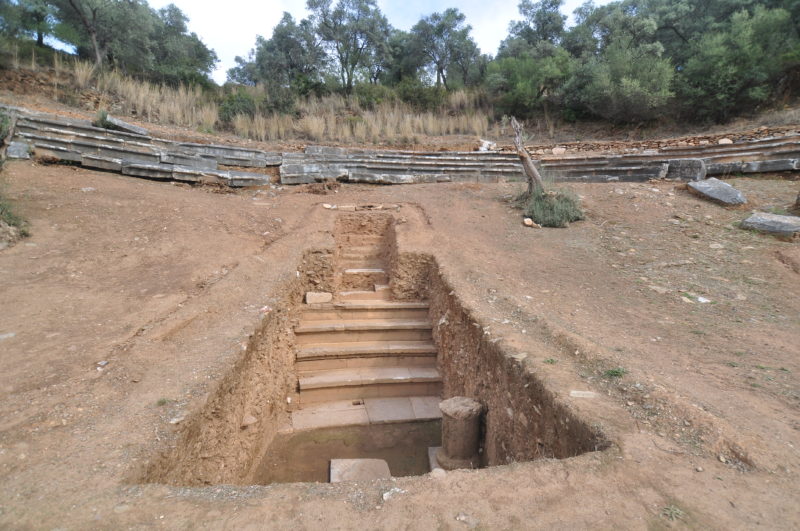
[137,249,333,486]
[393,252,609,466]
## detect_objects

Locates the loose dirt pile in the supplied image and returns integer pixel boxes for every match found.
[0,159,798,528]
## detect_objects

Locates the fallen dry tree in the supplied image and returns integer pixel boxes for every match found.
[510,116,584,228]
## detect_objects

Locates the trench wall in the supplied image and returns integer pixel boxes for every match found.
[138,249,333,486]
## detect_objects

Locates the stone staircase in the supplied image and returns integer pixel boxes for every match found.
[290,220,442,431]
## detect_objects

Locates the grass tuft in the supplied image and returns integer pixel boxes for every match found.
[0,189,29,238]
[603,367,628,378]
[522,187,585,228]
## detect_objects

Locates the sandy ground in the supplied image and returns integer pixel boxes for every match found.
[0,160,798,529]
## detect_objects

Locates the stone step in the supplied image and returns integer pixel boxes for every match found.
[297,367,442,404]
[297,340,437,361]
[302,301,429,321]
[297,351,436,371]
[339,288,392,301]
[339,258,386,268]
[295,319,433,344]
[291,396,442,430]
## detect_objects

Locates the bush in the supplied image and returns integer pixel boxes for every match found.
[523,188,584,228]
[0,111,10,140]
[92,110,114,129]
[0,188,29,237]
[354,83,396,110]
[218,90,257,125]
[395,79,446,112]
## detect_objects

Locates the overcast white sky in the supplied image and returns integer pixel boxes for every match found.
[146,0,598,84]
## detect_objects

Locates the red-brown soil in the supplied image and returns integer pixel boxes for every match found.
[0,156,798,528]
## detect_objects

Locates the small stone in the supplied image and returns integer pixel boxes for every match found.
[322,203,333,209]
[718,138,733,145]
[523,218,534,227]
[169,415,185,425]
[80,187,96,193]
[0,332,16,341]
[241,414,258,428]
[97,360,109,367]
[709,243,724,249]
[696,466,704,472]
[455,513,480,528]
[306,291,332,304]
[649,285,669,294]
[338,204,356,211]
[552,147,567,155]
[430,468,447,479]
[718,455,728,463]
[569,390,597,398]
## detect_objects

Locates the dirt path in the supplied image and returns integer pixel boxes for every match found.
[0,160,798,529]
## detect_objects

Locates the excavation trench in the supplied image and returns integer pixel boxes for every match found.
[138,212,608,486]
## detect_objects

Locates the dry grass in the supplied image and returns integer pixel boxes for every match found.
[92,68,218,129]
[72,61,95,90]
[65,61,490,141]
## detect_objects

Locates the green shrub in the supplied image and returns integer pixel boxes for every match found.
[0,189,29,237]
[92,110,114,129]
[0,111,10,140]
[395,79,446,112]
[218,90,257,124]
[523,188,584,228]
[354,83,396,110]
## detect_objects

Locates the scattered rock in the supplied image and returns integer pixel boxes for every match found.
[430,468,447,479]
[478,139,497,151]
[718,138,733,145]
[338,204,356,212]
[322,203,334,209]
[709,243,724,249]
[455,513,480,528]
[80,187,96,193]
[523,218,533,227]
[569,390,597,398]
[687,178,747,205]
[240,414,258,428]
[96,360,109,367]
[551,147,567,155]
[649,285,669,294]
[306,291,333,304]
[0,332,16,340]
[740,212,800,238]
[696,467,704,472]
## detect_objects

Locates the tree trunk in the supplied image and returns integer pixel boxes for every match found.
[511,117,545,198]
[36,30,44,47]
[66,0,104,69]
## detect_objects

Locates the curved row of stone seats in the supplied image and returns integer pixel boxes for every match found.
[4,110,274,187]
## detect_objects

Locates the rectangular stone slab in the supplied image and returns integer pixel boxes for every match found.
[329,459,391,483]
